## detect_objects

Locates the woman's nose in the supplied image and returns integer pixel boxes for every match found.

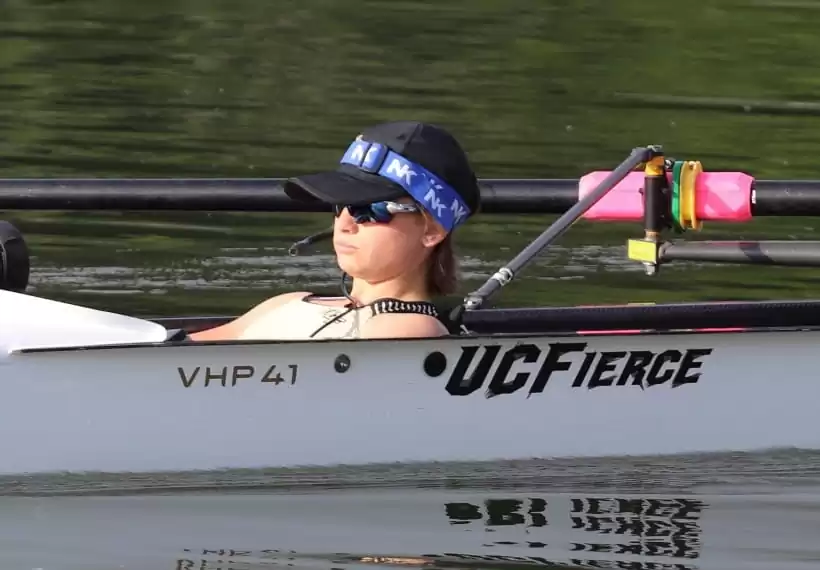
[334,207,358,233]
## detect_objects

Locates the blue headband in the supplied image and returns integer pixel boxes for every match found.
[339,138,471,231]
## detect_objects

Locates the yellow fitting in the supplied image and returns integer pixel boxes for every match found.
[627,238,658,264]
[679,160,703,230]
[643,155,665,177]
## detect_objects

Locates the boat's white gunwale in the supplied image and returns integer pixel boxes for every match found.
[10,324,818,355]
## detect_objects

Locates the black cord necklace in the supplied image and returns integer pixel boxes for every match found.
[307,273,439,339]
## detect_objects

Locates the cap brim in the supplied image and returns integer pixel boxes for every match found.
[284,165,407,207]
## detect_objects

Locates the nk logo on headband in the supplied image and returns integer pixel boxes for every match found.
[384,158,417,186]
[423,180,469,226]
[340,138,472,232]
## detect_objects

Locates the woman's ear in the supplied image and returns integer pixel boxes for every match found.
[417,206,448,249]
[421,222,448,249]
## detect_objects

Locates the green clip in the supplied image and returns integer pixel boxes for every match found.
[671,160,684,233]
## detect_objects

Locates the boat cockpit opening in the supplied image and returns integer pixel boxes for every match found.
[151,295,820,341]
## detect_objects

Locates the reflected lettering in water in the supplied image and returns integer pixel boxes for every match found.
[177,495,705,570]
[444,497,703,563]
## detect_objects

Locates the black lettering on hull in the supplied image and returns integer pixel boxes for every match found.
[445,345,501,396]
[531,342,587,394]
[177,364,299,388]
[437,342,714,397]
[486,344,540,397]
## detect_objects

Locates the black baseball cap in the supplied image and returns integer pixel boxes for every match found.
[283,121,480,231]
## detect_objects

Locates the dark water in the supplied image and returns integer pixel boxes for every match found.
[4,1,820,568]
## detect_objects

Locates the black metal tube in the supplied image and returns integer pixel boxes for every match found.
[750,180,820,216]
[475,178,578,213]
[0,179,329,213]
[659,240,820,267]
[0,178,579,214]
[1,177,820,216]
[643,170,666,234]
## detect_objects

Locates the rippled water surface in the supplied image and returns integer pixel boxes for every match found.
[4,0,820,568]
[4,452,820,570]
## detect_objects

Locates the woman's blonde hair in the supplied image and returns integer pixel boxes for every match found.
[427,233,458,296]
[415,200,461,297]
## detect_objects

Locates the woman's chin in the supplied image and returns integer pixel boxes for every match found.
[335,254,360,274]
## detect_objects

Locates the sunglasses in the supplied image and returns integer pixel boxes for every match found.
[333,201,420,224]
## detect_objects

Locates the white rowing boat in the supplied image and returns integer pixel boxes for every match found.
[3,288,820,476]
[2,145,820,476]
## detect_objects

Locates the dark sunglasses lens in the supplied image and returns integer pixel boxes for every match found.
[333,204,364,219]
[367,202,393,222]
[334,204,392,223]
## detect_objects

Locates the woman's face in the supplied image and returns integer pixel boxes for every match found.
[332,197,447,284]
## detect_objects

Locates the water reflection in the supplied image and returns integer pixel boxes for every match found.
[444,496,702,566]
[174,494,704,570]
[5,451,820,570]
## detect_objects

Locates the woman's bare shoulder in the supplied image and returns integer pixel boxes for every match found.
[251,291,313,311]
[189,291,312,340]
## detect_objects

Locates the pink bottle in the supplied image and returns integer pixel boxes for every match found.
[577,170,755,223]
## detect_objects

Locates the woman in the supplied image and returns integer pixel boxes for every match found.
[191,120,481,341]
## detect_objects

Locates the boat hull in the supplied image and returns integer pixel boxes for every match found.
[1,328,816,475]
